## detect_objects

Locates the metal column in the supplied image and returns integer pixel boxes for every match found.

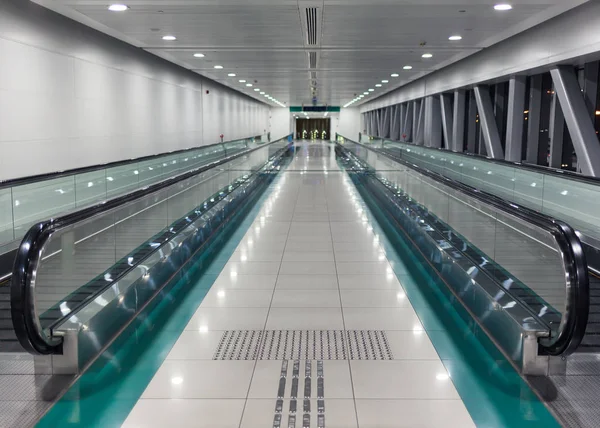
[440,93,453,150]
[548,88,565,169]
[414,99,424,145]
[382,107,391,138]
[505,76,527,162]
[425,96,442,148]
[584,61,599,121]
[474,85,505,158]
[403,102,413,142]
[452,90,465,152]
[526,75,543,164]
[467,91,477,154]
[551,66,600,176]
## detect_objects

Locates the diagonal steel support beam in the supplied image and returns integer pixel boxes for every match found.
[526,75,542,164]
[474,85,504,158]
[505,76,527,162]
[425,96,442,148]
[414,99,425,145]
[440,93,453,150]
[382,107,391,138]
[403,102,413,142]
[551,66,600,176]
[452,90,465,152]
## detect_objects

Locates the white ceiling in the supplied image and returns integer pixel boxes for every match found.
[33,0,588,108]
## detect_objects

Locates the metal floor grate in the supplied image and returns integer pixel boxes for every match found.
[213,330,393,360]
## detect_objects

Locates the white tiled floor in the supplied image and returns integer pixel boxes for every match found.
[122,141,475,428]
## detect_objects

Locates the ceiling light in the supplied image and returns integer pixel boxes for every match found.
[391,73,399,77]
[449,35,462,41]
[246,83,253,87]
[403,65,413,70]
[494,4,513,11]
[363,92,369,95]
[368,89,375,92]
[254,88,260,91]
[375,84,382,87]
[162,35,177,41]
[228,73,236,77]
[260,92,265,94]
[422,53,433,58]
[382,80,389,83]
[239,80,246,83]
[214,65,223,69]
[193,53,205,58]
[108,4,129,12]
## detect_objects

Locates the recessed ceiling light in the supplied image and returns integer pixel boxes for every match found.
[228,73,236,77]
[449,35,462,41]
[368,89,375,92]
[108,4,129,12]
[381,80,389,83]
[364,92,369,95]
[494,4,513,11]
[193,53,205,58]
[246,83,253,87]
[260,92,265,94]
[214,65,223,69]
[239,80,246,83]
[422,53,433,58]
[403,65,413,70]
[375,84,382,87]
[162,35,177,41]
[254,88,260,91]
[391,73,399,77]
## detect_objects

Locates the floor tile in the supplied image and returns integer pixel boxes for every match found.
[282,251,335,262]
[343,307,422,330]
[334,250,387,262]
[292,212,330,222]
[229,251,283,262]
[141,360,255,399]
[350,360,460,399]
[285,240,333,252]
[340,290,411,308]
[186,308,268,331]
[201,289,273,308]
[384,330,441,360]
[222,261,281,275]
[266,308,344,330]
[248,360,353,399]
[166,331,224,360]
[355,399,475,428]
[337,274,401,289]
[123,399,245,428]
[279,261,337,275]
[275,275,339,289]
[212,274,277,290]
[241,399,357,428]
[336,261,392,275]
[271,290,341,307]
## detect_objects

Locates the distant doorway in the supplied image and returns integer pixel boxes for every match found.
[296,118,331,140]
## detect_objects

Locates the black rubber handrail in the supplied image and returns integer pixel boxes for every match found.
[363,134,600,186]
[11,135,291,355]
[338,134,590,356]
[0,135,262,189]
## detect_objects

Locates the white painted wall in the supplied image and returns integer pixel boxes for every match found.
[0,1,269,181]
[269,108,292,140]
[333,108,362,141]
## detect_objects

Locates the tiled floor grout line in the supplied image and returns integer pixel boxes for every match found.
[236,169,295,428]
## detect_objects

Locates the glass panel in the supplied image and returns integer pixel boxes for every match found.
[74,170,107,208]
[12,176,76,241]
[106,164,140,198]
[0,188,13,244]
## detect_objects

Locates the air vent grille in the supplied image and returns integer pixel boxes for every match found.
[305,8,318,45]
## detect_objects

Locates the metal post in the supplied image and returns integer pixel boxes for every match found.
[425,96,442,148]
[505,76,527,162]
[526,75,543,164]
[474,85,505,158]
[452,90,465,152]
[584,61,599,121]
[494,83,507,142]
[548,87,565,169]
[551,66,600,176]
[415,99,425,145]
[467,91,477,154]
[382,107,391,138]
[403,102,413,142]
[440,93,453,150]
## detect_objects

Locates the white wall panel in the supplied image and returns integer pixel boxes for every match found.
[335,108,361,141]
[0,0,268,181]
[270,108,292,140]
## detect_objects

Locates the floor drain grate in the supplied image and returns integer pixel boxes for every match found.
[214,330,393,360]
[213,330,264,360]
[346,330,394,360]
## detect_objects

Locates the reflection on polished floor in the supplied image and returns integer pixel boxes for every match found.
[122,141,475,427]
